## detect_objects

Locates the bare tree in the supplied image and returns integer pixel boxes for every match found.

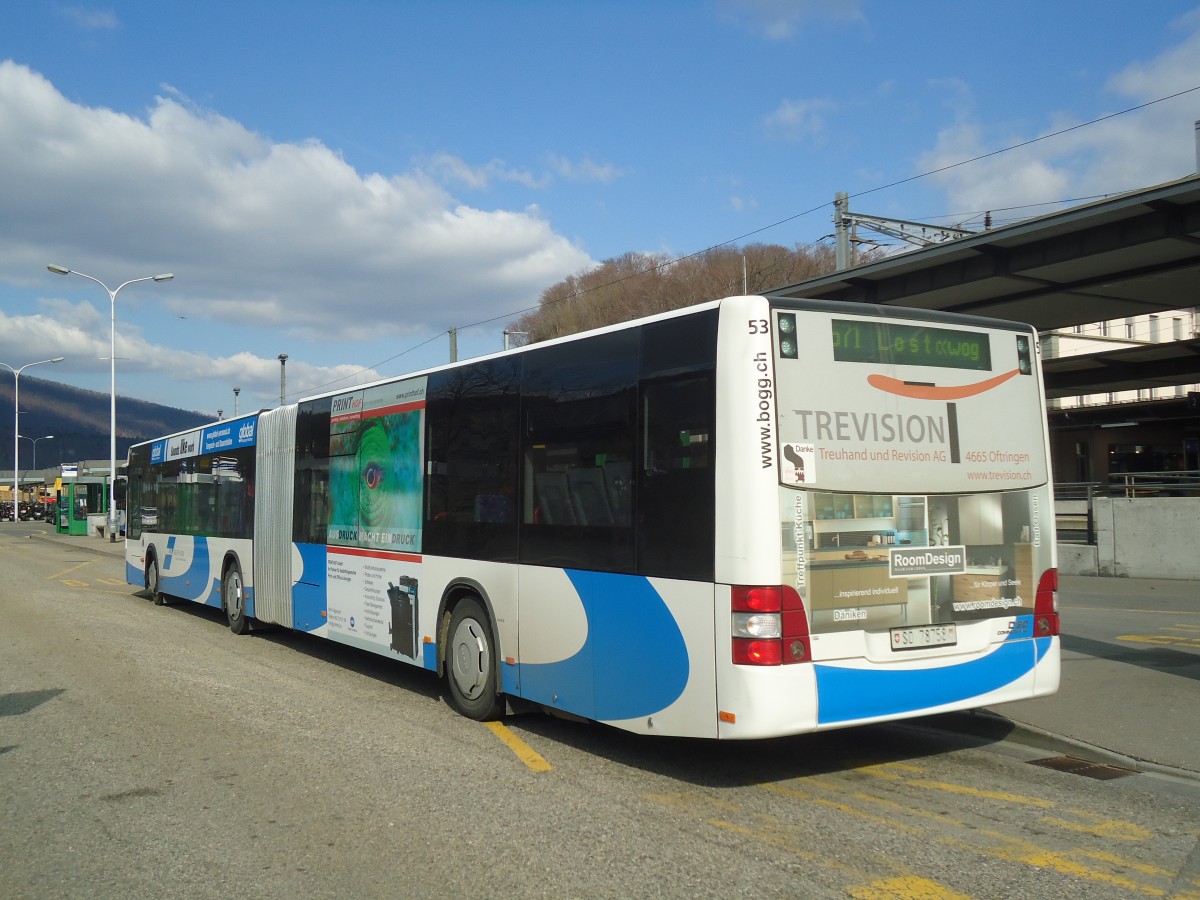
[511,242,844,343]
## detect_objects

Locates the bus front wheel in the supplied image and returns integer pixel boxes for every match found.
[223,564,251,635]
[445,597,503,721]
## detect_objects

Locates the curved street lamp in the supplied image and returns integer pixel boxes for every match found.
[18,434,55,501]
[48,265,174,541]
[2,357,65,521]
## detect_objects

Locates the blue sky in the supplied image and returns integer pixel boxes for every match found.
[2,1,1200,418]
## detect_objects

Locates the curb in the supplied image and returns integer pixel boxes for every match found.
[904,709,1200,785]
[28,531,126,558]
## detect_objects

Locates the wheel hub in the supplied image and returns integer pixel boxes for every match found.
[450,619,488,700]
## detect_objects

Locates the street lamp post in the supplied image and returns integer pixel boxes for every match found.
[2,357,64,521]
[278,355,288,407]
[18,434,54,501]
[48,265,173,541]
[233,386,240,416]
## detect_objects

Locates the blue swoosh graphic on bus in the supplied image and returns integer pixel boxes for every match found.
[292,542,328,632]
[517,570,690,722]
[160,536,213,605]
[815,631,1052,725]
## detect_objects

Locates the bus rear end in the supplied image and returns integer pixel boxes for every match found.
[713,296,1058,738]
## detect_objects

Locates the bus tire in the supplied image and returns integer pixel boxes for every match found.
[147,556,167,606]
[223,563,251,635]
[445,597,503,721]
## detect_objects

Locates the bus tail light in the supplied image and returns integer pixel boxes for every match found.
[731,585,810,666]
[1034,568,1059,637]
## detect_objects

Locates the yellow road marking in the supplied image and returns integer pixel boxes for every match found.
[859,764,1053,808]
[46,558,102,580]
[653,774,1176,898]
[904,779,1055,808]
[942,830,1167,896]
[645,791,741,815]
[1119,634,1200,649]
[763,782,924,835]
[775,772,1171,895]
[1042,812,1152,842]
[706,817,828,865]
[1075,848,1172,878]
[1070,606,1200,616]
[484,721,551,773]
[847,876,970,899]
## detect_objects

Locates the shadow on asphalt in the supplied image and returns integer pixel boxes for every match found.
[0,688,66,718]
[504,708,1020,788]
[123,586,1037,788]
[1061,633,1200,681]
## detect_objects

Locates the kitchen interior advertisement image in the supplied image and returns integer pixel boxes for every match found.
[776,312,1051,646]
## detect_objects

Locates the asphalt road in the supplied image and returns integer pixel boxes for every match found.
[3,530,1199,898]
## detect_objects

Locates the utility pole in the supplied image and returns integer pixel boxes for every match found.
[448,328,458,363]
[834,192,977,271]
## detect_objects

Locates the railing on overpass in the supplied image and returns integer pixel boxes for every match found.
[1055,470,1200,544]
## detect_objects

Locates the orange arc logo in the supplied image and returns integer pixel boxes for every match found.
[867,368,1021,400]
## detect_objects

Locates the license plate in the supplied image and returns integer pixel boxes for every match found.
[890,623,957,651]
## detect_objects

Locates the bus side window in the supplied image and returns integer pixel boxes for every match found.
[637,373,715,581]
[424,358,520,562]
[126,470,143,540]
[293,398,332,545]
[519,331,637,572]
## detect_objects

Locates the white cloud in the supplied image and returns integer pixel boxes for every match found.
[425,151,628,190]
[60,7,120,30]
[719,0,865,41]
[425,153,550,190]
[0,61,593,345]
[0,302,378,411]
[546,154,628,184]
[916,17,1200,215]
[764,98,834,142]
[0,61,598,410]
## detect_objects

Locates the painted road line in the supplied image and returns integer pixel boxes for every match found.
[45,558,103,581]
[847,875,970,899]
[485,721,552,773]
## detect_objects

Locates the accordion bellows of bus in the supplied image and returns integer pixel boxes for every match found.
[124,295,1059,739]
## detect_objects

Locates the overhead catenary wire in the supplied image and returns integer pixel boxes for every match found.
[298,83,1200,398]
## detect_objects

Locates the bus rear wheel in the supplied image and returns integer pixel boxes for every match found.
[223,564,251,635]
[146,557,167,606]
[445,597,503,721]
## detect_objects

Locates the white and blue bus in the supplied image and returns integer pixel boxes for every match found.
[125,295,1059,739]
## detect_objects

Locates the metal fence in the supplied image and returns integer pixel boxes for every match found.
[1055,470,1200,544]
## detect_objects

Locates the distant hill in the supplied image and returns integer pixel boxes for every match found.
[0,374,210,470]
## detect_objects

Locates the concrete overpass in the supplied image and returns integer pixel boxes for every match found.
[767,173,1200,397]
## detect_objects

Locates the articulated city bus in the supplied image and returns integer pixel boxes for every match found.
[124,295,1059,738]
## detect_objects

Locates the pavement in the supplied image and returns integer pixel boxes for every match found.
[967,573,1200,781]
[25,526,1200,780]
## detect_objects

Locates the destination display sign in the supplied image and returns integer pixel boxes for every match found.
[831,319,991,371]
